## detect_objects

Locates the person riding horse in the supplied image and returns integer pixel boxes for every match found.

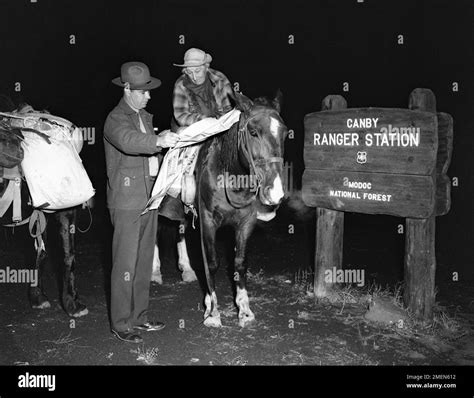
[158,48,235,221]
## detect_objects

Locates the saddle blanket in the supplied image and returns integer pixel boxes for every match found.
[144,109,241,213]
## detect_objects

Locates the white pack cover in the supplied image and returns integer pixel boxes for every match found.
[19,120,94,211]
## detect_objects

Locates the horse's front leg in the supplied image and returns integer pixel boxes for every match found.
[56,209,88,318]
[202,214,221,327]
[177,225,197,282]
[235,217,256,327]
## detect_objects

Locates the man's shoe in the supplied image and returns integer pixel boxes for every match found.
[112,329,143,343]
[133,321,165,332]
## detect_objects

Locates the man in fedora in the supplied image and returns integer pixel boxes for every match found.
[157,48,234,222]
[104,61,179,343]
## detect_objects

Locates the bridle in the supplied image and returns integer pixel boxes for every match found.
[225,110,284,209]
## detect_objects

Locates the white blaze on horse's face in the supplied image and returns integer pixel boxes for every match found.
[269,117,281,139]
[260,116,285,206]
[267,174,284,204]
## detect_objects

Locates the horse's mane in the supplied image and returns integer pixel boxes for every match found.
[216,120,240,171]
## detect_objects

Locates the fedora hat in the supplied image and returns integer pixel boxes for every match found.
[173,48,213,67]
[112,61,161,90]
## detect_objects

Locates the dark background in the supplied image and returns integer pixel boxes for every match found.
[0,0,472,272]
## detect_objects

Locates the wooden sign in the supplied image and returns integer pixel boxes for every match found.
[302,107,441,218]
[303,89,454,322]
[303,170,434,218]
[304,108,438,175]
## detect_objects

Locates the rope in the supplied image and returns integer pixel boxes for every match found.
[28,209,47,238]
[4,209,48,254]
[28,209,47,252]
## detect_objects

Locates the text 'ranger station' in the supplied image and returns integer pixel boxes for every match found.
[313,118,421,147]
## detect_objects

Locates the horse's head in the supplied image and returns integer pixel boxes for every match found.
[234,91,288,206]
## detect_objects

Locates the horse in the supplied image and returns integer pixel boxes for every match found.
[195,91,287,327]
[0,101,88,318]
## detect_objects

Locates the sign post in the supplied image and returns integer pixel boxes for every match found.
[313,95,346,298]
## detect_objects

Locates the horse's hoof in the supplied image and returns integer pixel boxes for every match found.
[65,301,88,318]
[29,288,50,309]
[71,308,89,318]
[204,315,222,328]
[151,272,163,285]
[31,301,51,310]
[238,313,255,328]
[181,269,197,283]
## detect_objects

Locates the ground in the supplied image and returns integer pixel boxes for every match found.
[0,200,473,367]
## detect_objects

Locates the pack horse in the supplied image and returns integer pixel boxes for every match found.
[0,102,89,318]
[196,92,287,327]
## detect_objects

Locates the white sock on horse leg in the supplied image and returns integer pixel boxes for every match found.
[152,244,160,273]
[151,244,163,284]
[177,236,191,270]
[236,286,255,327]
[177,237,197,282]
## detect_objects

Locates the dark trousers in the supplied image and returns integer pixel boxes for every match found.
[109,208,158,332]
